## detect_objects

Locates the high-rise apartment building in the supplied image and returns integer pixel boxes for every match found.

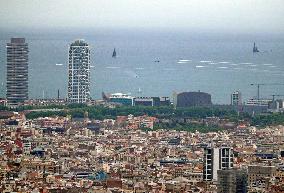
[231,91,242,106]
[248,165,276,189]
[203,146,234,181]
[217,169,247,193]
[68,40,90,103]
[6,38,29,107]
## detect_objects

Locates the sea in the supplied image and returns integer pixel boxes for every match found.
[0,29,284,104]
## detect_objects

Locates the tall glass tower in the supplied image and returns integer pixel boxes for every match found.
[6,38,29,107]
[68,40,90,103]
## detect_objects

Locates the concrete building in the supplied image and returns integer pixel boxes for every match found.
[109,93,134,106]
[68,40,90,103]
[0,98,7,106]
[133,97,155,106]
[203,146,234,181]
[134,97,170,106]
[248,165,276,188]
[246,98,272,107]
[6,38,29,107]
[231,91,242,106]
[175,91,212,108]
[217,169,247,193]
[268,99,284,112]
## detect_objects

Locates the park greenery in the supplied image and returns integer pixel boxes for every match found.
[1,104,284,129]
[22,105,241,120]
[251,113,284,127]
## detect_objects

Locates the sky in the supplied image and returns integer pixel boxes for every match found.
[0,0,284,33]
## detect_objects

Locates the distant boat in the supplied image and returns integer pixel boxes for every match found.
[112,48,117,58]
[56,63,63,66]
[154,60,160,63]
[138,88,142,94]
[253,42,260,53]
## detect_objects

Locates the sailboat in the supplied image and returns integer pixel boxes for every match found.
[253,42,259,53]
[112,48,117,58]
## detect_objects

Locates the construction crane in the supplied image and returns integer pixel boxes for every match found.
[271,94,284,101]
[250,83,284,100]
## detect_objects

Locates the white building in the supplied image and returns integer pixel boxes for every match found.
[109,93,135,106]
[268,99,284,112]
[246,98,272,106]
[231,91,242,106]
[68,40,90,103]
[203,146,234,181]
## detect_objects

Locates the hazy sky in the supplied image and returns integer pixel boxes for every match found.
[1,0,284,33]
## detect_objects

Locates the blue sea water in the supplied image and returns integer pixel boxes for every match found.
[0,29,284,104]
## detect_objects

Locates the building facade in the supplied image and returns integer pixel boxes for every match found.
[109,93,134,106]
[68,40,90,103]
[248,165,276,189]
[246,98,272,107]
[133,97,170,106]
[203,146,234,181]
[231,91,242,106]
[6,38,29,107]
[175,91,212,108]
[217,169,247,193]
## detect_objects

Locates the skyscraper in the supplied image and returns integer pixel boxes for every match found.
[203,146,234,181]
[6,38,29,107]
[68,40,90,103]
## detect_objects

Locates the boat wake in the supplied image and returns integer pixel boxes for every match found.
[196,65,206,68]
[106,66,120,69]
[178,59,191,62]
